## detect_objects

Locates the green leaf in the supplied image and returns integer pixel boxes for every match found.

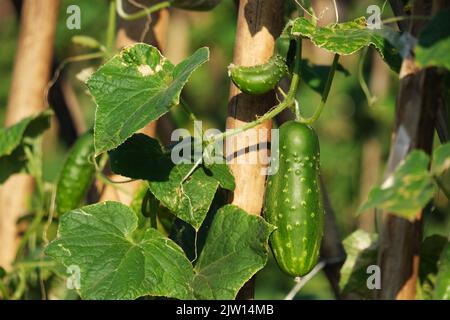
[339,229,378,299]
[45,201,195,300]
[419,235,448,300]
[149,163,219,231]
[206,164,235,191]
[109,134,170,181]
[192,204,275,299]
[301,59,350,94]
[416,8,450,71]
[434,242,450,300]
[170,191,227,261]
[432,143,450,177]
[109,134,225,230]
[0,110,52,183]
[0,148,27,183]
[46,202,274,300]
[358,150,434,221]
[86,44,209,155]
[291,17,402,72]
[0,110,52,157]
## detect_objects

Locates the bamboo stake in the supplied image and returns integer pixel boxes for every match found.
[226,0,283,299]
[377,0,448,300]
[0,0,59,270]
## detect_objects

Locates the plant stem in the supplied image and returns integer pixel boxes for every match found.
[96,172,134,195]
[212,38,303,143]
[11,268,26,300]
[299,54,339,124]
[358,47,376,107]
[106,0,117,53]
[294,100,302,121]
[284,261,326,300]
[14,209,46,261]
[15,141,46,261]
[180,98,204,139]
[381,15,431,25]
[116,0,171,21]
[46,51,106,101]
[0,280,9,300]
[13,260,57,270]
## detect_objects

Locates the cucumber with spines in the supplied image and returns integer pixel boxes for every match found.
[264,121,324,277]
[55,132,95,215]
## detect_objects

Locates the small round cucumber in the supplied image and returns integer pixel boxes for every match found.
[228,54,288,95]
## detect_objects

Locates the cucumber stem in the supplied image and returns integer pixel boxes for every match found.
[299,53,339,125]
[116,0,171,21]
[358,47,377,107]
[106,0,117,53]
[180,98,204,139]
[11,268,26,300]
[0,279,9,300]
[211,37,303,143]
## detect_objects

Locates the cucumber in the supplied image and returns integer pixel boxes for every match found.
[228,54,288,95]
[55,132,95,215]
[264,121,324,277]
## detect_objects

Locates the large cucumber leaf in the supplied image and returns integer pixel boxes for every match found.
[46,202,273,300]
[109,134,234,230]
[86,44,209,155]
[291,17,402,72]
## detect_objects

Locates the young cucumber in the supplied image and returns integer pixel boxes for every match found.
[264,121,324,277]
[228,54,288,95]
[56,132,95,215]
[171,0,222,11]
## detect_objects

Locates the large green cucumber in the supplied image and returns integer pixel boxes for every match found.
[264,121,324,277]
[55,132,95,215]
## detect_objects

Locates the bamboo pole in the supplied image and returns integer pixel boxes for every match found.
[226,0,283,299]
[377,0,448,300]
[0,0,60,270]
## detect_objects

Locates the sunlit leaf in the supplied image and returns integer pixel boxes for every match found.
[46,202,273,300]
[358,151,434,221]
[339,229,378,299]
[86,44,209,155]
[432,143,450,177]
[291,17,402,72]
[45,201,195,300]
